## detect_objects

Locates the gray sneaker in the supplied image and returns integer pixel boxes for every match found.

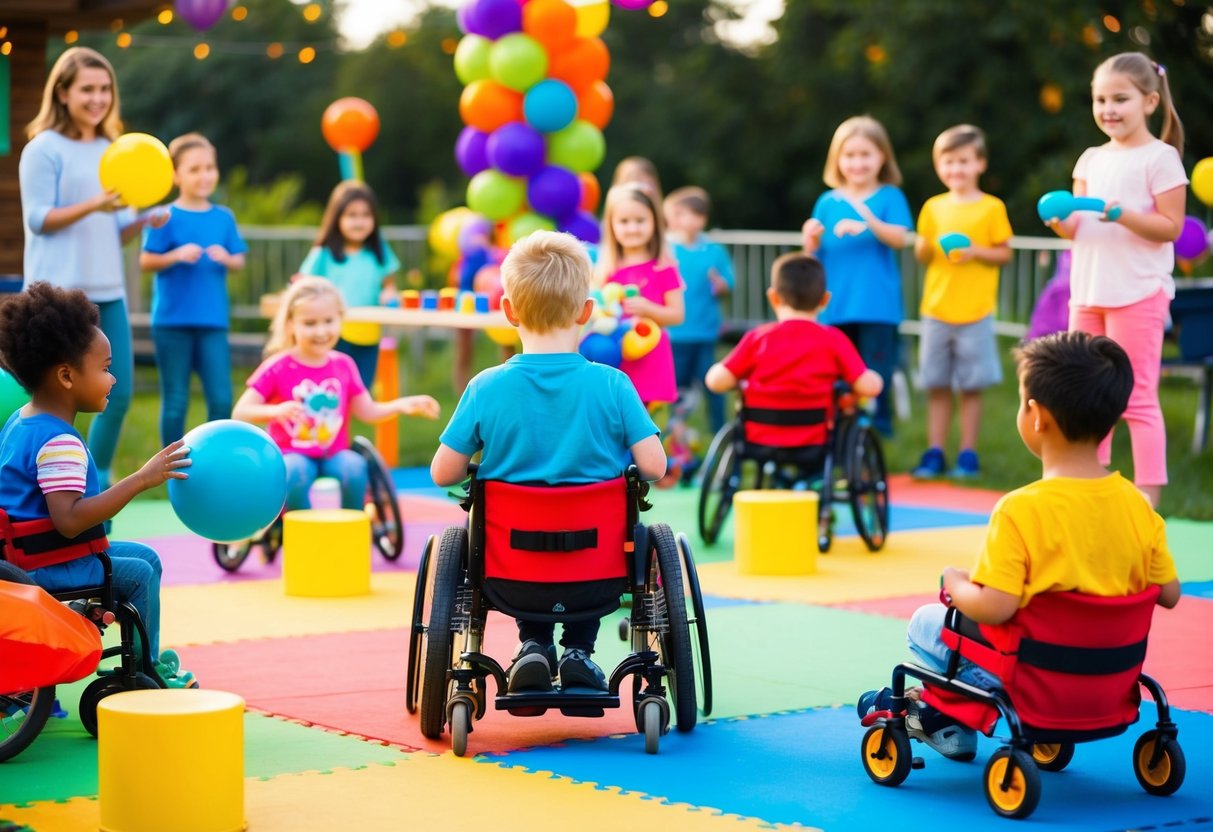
[905,701,977,761]
[507,640,554,693]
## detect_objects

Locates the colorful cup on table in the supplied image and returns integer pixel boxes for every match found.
[438,287,458,311]
[420,290,439,310]
[400,289,421,309]
[474,292,491,314]
[938,232,971,263]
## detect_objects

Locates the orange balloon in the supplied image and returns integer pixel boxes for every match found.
[321,97,380,152]
[459,80,524,133]
[579,172,601,213]
[547,37,609,93]
[523,0,578,53]
[577,80,614,129]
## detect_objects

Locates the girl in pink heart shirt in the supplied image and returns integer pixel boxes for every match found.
[233,277,439,511]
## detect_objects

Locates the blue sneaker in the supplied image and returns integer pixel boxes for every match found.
[951,449,980,479]
[856,687,896,719]
[911,448,946,479]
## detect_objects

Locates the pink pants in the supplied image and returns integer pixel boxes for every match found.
[1069,289,1169,486]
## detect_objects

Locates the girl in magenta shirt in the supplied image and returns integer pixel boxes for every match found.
[597,185,685,405]
[233,277,439,512]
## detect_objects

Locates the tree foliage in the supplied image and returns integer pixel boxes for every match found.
[72,0,1213,232]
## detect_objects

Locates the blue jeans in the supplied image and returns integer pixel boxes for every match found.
[30,541,164,662]
[152,326,233,445]
[336,339,379,391]
[836,323,899,437]
[284,450,368,511]
[906,603,1000,691]
[89,299,133,480]
[671,340,725,434]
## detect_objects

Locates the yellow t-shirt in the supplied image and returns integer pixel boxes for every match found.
[971,473,1177,608]
[917,192,1013,324]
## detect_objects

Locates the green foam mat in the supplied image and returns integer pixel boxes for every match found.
[1167,518,1213,581]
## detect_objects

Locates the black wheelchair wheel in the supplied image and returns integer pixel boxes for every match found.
[846,424,889,552]
[1133,730,1185,796]
[675,533,713,717]
[406,535,437,715]
[984,747,1041,820]
[211,540,255,573]
[79,672,160,738]
[353,436,405,561]
[418,527,465,739]
[697,422,738,545]
[648,524,697,732]
[0,561,56,763]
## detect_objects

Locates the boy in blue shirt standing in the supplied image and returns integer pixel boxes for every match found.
[431,230,666,693]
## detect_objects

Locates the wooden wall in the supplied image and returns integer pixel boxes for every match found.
[1,21,46,278]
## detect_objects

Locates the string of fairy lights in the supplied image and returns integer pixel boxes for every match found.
[57,3,412,64]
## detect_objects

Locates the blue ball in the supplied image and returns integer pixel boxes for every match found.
[168,420,287,543]
[579,333,622,368]
[523,79,577,134]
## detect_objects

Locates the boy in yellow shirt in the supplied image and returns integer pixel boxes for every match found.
[860,332,1180,760]
[912,125,1013,478]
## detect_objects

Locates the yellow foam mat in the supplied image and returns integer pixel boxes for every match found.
[696,525,987,605]
[1,757,812,832]
[161,572,415,646]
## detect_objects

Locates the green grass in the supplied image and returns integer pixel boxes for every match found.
[85,335,1213,520]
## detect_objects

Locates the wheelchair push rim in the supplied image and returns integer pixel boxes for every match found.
[675,532,713,717]
[417,527,466,740]
[405,535,436,715]
[352,436,405,561]
[697,422,738,545]
[846,424,889,552]
[648,523,697,732]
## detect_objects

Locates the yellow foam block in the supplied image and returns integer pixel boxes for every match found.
[98,690,245,832]
[733,491,818,576]
[3,758,814,832]
[700,525,988,605]
[283,509,371,598]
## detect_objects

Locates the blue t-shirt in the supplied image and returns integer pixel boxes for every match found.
[143,204,247,328]
[667,233,735,343]
[440,353,658,483]
[299,244,401,308]
[810,185,912,326]
[0,411,104,587]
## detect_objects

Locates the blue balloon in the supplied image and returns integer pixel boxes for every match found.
[168,420,287,543]
[559,210,602,245]
[523,79,578,134]
[579,332,622,367]
[487,122,546,177]
[528,165,581,219]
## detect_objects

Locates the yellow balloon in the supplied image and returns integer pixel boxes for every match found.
[485,326,519,347]
[570,0,609,38]
[1192,157,1213,208]
[428,207,475,259]
[98,133,173,209]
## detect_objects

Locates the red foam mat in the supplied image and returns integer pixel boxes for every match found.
[830,593,1213,714]
[176,611,638,754]
[884,474,1003,514]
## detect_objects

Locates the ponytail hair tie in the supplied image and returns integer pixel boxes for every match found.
[1155,62,1167,77]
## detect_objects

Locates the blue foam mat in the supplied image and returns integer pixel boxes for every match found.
[1182,580,1213,600]
[482,706,1213,831]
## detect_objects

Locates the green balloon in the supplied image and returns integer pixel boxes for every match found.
[0,367,30,424]
[467,170,526,221]
[454,35,492,85]
[506,212,557,244]
[546,120,605,173]
[488,34,548,93]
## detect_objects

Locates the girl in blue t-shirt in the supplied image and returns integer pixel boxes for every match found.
[802,116,912,436]
[140,133,247,446]
[298,181,400,389]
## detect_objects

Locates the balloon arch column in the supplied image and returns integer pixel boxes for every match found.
[432,0,655,259]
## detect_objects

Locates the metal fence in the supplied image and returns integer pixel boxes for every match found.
[129,225,1071,339]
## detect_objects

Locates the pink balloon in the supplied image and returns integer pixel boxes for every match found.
[176,0,231,32]
[1175,215,1209,260]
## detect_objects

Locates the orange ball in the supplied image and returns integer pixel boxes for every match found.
[321,97,380,153]
[577,80,614,129]
[578,172,601,213]
[523,0,578,53]
[459,80,524,133]
[547,37,609,92]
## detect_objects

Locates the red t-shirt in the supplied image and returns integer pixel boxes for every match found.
[722,319,867,446]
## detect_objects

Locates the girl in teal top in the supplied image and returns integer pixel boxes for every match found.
[298,181,400,388]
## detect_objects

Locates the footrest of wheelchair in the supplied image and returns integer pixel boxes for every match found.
[496,690,619,718]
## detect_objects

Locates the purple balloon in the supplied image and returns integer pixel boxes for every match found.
[486,122,545,177]
[559,210,601,245]
[476,0,522,39]
[458,216,493,255]
[611,0,654,8]
[176,0,231,32]
[1175,215,1209,260]
[457,2,479,35]
[455,127,491,177]
[528,166,581,219]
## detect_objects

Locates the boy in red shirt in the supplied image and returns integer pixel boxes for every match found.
[706,252,883,448]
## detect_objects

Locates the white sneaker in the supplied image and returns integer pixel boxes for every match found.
[906,701,977,761]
